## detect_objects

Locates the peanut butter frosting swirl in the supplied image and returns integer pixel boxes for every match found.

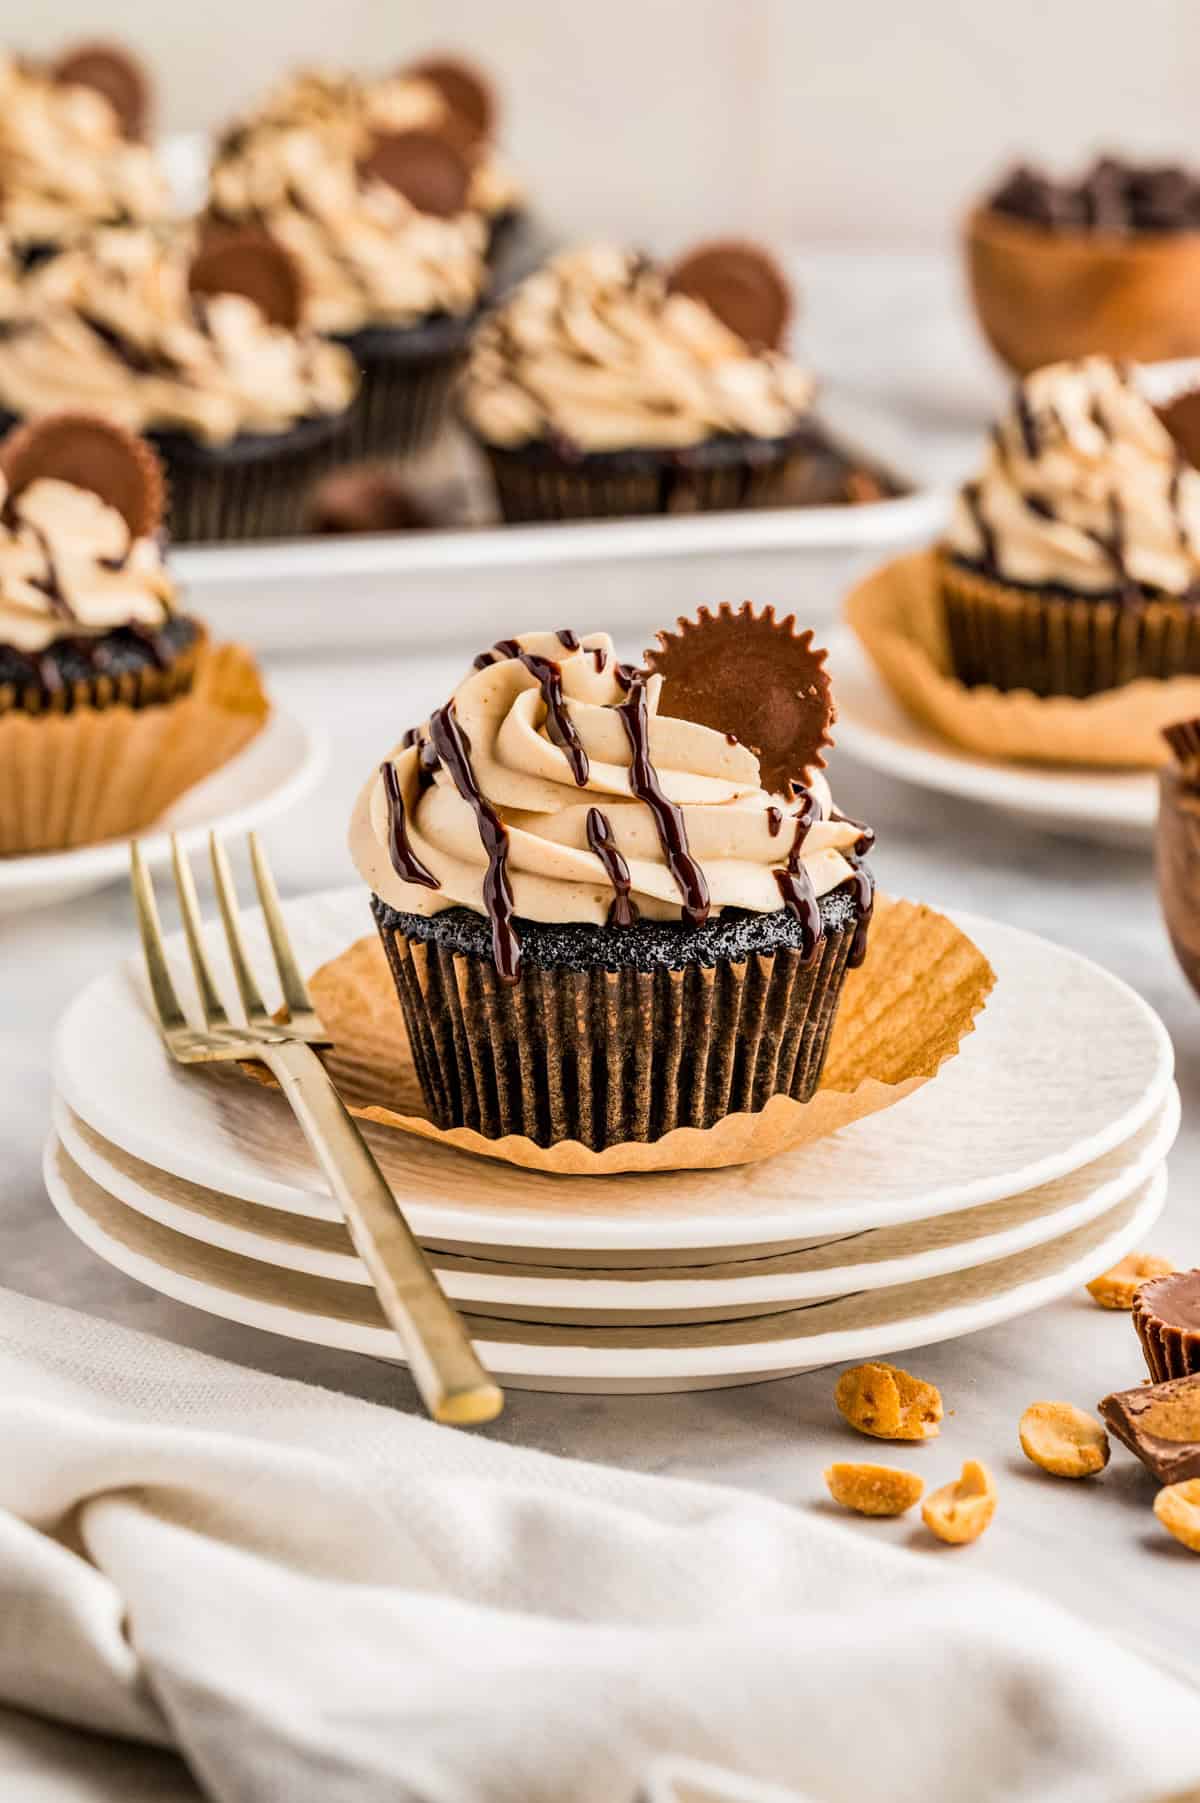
[948,356,1200,596]
[0,54,169,247]
[461,245,816,452]
[350,630,868,981]
[207,125,488,335]
[0,473,173,654]
[0,228,358,444]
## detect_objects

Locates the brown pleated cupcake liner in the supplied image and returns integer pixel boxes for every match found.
[340,350,463,463]
[375,918,855,1151]
[159,424,351,544]
[480,440,804,525]
[1134,1290,1200,1384]
[0,640,269,854]
[846,549,1200,768]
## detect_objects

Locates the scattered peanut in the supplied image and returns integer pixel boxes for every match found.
[1019,1402,1110,1479]
[1086,1252,1175,1311]
[921,1459,997,1545]
[824,1462,924,1517]
[1154,1479,1200,1553]
[834,1362,943,1441]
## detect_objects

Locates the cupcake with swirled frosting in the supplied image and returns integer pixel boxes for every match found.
[942,355,1200,696]
[459,241,884,524]
[350,610,875,1150]
[0,225,359,542]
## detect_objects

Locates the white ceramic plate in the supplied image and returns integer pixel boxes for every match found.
[827,628,1158,845]
[52,887,1174,1254]
[42,1137,1166,1391]
[51,1087,1180,1325]
[0,708,325,917]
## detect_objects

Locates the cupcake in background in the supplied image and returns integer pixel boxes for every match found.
[940,356,1200,697]
[207,122,487,460]
[349,610,874,1150]
[0,225,359,541]
[0,412,268,852]
[0,46,169,261]
[460,242,891,524]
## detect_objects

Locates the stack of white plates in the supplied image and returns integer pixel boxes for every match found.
[46,889,1177,1393]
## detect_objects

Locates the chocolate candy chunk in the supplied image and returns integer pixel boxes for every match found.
[988,154,1200,236]
[405,55,496,148]
[645,603,835,793]
[667,241,792,351]
[50,41,150,140]
[1100,1372,1200,1485]
[1134,1268,1200,1382]
[308,465,435,535]
[189,229,304,331]
[0,412,166,539]
[358,130,471,219]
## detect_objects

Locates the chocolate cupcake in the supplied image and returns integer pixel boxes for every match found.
[460,243,887,524]
[0,412,266,852]
[1134,1271,1200,1382]
[940,357,1200,698]
[349,609,875,1150]
[0,226,359,542]
[0,47,169,261]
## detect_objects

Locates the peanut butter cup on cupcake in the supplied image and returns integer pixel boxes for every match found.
[0,412,267,852]
[350,611,874,1150]
[460,243,891,523]
[940,356,1200,698]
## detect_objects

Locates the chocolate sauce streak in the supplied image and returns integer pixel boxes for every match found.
[428,702,520,982]
[766,805,783,837]
[26,524,75,621]
[617,675,710,928]
[586,806,638,927]
[401,726,419,748]
[556,628,580,651]
[82,313,178,377]
[493,638,590,786]
[591,647,607,674]
[380,760,439,889]
[845,862,876,969]
[772,787,823,964]
[1015,387,1040,460]
[472,649,496,670]
[1085,492,1129,582]
[962,481,997,569]
[613,661,641,691]
[831,809,877,856]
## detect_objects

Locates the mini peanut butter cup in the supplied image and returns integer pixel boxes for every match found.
[405,55,496,149]
[0,412,166,541]
[667,240,793,350]
[1134,1269,1200,1382]
[189,229,305,331]
[50,41,151,140]
[645,603,835,793]
[358,130,472,219]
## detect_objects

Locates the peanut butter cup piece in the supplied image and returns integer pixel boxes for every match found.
[405,55,496,148]
[50,41,151,140]
[358,130,472,218]
[0,412,165,540]
[189,229,304,330]
[667,240,793,350]
[1134,1269,1200,1382]
[645,603,836,792]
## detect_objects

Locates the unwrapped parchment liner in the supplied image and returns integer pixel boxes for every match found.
[847,548,1200,769]
[245,895,995,1175]
[0,642,269,855]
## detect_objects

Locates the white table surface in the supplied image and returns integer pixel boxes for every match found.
[3,251,1199,1793]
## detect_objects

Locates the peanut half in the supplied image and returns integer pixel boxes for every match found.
[1019,1402,1110,1479]
[1154,1479,1200,1553]
[834,1362,943,1442]
[1086,1252,1175,1311]
[921,1459,997,1545]
[825,1462,924,1518]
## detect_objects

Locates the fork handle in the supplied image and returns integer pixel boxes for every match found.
[259,1038,503,1426]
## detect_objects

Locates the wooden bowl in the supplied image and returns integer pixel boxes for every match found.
[1156,765,1200,997]
[965,205,1200,373]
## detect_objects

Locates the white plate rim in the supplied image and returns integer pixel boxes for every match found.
[41,1134,1166,1382]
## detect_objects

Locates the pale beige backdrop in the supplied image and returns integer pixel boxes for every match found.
[18,0,1197,247]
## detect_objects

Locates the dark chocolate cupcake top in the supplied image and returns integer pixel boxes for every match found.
[349,626,869,982]
[461,244,814,452]
[0,227,358,444]
[947,356,1200,596]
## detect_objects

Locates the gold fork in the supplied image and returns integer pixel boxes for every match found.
[129,829,503,1427]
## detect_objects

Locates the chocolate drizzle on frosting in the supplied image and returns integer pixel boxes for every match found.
[618,674,710,928]
[380,758,438,890]
[493,637,590,786]
[428,700,520,982]
[586,806,638,927]
[772,788,822,963]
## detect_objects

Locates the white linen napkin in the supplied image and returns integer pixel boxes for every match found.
[0,1285,1197,1803]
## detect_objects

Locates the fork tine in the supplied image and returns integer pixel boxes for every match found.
[130,842,189,1034]
[248,832,325,1030]
[209,833,271,1028]
[170,835,230,1029]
